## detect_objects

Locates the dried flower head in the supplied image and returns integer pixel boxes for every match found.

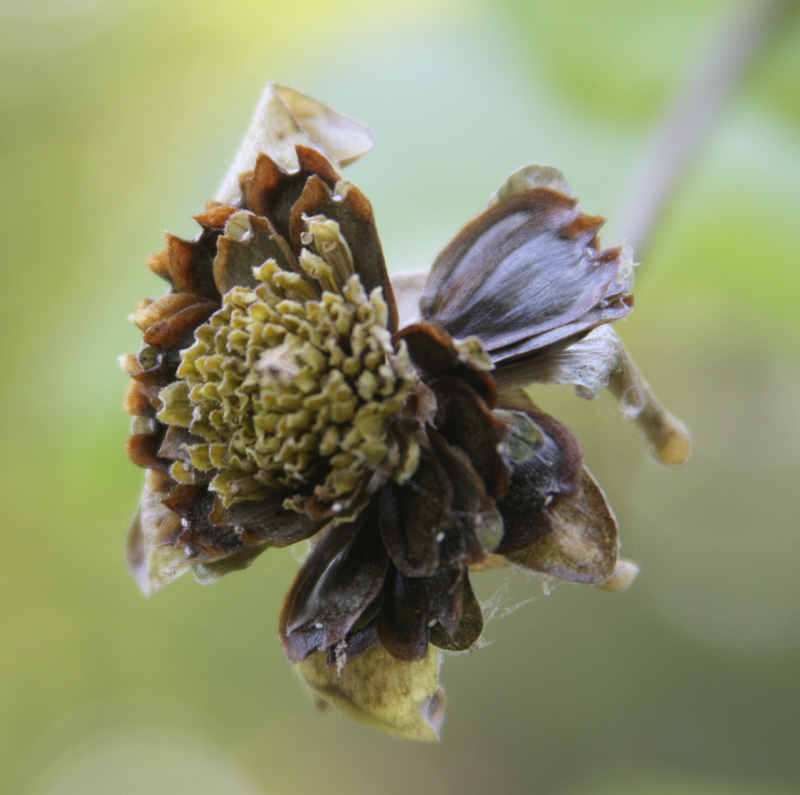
[122,84,691,741]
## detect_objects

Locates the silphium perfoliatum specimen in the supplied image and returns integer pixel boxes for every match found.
[121,84,691,741]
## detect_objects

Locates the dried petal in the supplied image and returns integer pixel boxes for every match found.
[507,468,619,584]
[213,210,300,295]
[377,566,464,662]
[420,188,633,363]
[216,83,375,205]
[430,575,483,652]
[126,470,187,595]
[379,447,452,578]
[494,394,583,555]
[395,322,496,406]
[287,176,399,332]
[210,493,325,548]
[492,325,692,466]
[428,431,504,566]
[428,374,510,499]
[280,506,389,663]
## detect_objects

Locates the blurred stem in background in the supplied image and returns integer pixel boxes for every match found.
[622,0,799,259]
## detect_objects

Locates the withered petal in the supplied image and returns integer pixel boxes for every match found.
[288,174,336,252]
[142,301,218,349]
[192,547,266,584]
[125,431,168,471]
[279,504,388,663]
[284,176,398,332]
[169,488,254,561]
[394,322,496,407]
[133,293,200,332]
[123,380,154,417]
[213,211,301,295]
[419,188,633,362]
[429,430,505,566]
[494,397,583,555]
[428,374,510,500]
[295,144,340,185]
[210,492,325,548]
[127,470,187,595]
[156,424,204,464]
[131,346,183,394]
[506,468,619,584]
[377,566,465,662]
[162,229,224,300]
[430,575,483,652]
[379,446,453,578]
[241,149,339,243]
[242,151,284,216]
[193,204,240,230]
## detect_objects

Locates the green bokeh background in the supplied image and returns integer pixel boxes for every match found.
[2,0,799,792]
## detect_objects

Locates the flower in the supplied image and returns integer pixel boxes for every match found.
[121,84,691,741]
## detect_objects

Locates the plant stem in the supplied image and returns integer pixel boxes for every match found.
[621,0,799,258]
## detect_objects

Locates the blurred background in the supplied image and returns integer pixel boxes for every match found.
[2,0,799,792]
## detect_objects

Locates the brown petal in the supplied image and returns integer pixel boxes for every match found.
[429,374,510,500]
[213,210,302,295]
[494,400,583,555]
[287,176,399,332]
[394,322,496,407]
[162,230,223,300]
[142,301,218,349]
[325,620,380,668]
[241,150,339,244]
[125,430,168,471]
[377,566,465,662]
[166,487,253,561]
[156,424,203,463]
[191,548,266,583]
[430,575,483,652]
[419,188,633,362]
[193,205,239,230]
[428,430,505,567]
[132,293,199,331]
[279,504,388,663]
[123,380,154,417]
[506,468,619,584]
[131,346,183,395]
[209,492,325,548]
[295,145,340,185]
[242,151,284,216]
[379,446,452,578]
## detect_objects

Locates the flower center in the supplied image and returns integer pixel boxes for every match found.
[158,222,418,520]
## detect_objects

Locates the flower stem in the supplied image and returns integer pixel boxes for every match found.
[620,0,799,258]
